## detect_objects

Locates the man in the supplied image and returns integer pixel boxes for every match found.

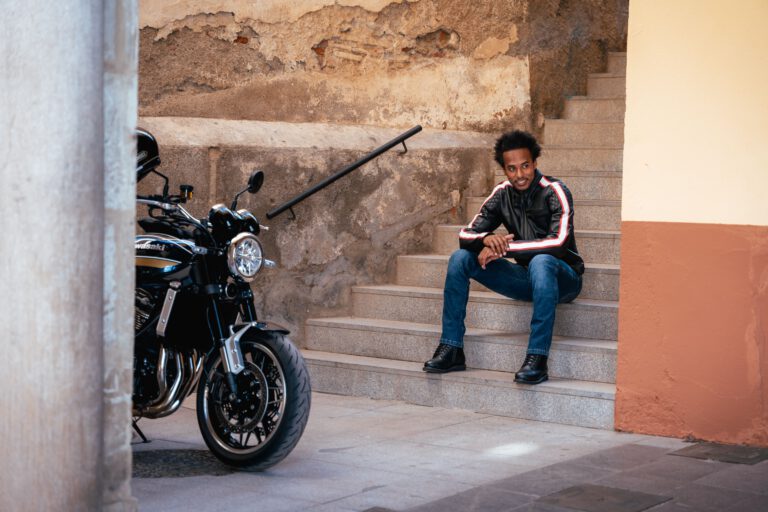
[423,130,584,384]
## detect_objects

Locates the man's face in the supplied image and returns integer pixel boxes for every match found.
[502,148,536,191]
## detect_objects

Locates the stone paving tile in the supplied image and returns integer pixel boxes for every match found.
[311,393,402,410]
[566,443,670,471]
[722,492,768,511]
[217,458,406,504]
[507,501,578,512]
[407,485,534,512]
[591,472,682,496]
[354,441,517,485]
[321,475,475,511]
[405,419,645,469]
[660,482,757,511]
[302,436,540,487]
[694,459,768,495]
[670,443,768,465]
[538,484,670,512]
[641,502,700,512]
[631,436,691,450]
[404,415,536,450]
[619,454,729,483]
[302,405,483,443]
[479,470,583,498]
[492,460,619,493]
[450,458,542,484]
[131,475,316,512]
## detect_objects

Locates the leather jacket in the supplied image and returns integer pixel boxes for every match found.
[459,170,584,275]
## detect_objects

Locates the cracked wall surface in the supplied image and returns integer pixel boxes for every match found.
[136,119,493,340]
[139,0,628,132]
[136,1,628,344]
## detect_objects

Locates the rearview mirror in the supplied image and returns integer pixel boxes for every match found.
[248,170,264,194]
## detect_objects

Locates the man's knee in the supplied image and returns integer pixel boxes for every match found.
[447,249,477,275]
[528,254,558,275]
[449,249,475,266]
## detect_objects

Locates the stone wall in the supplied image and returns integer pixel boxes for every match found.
[137,117,493,342]
[139,0,628,134]
[136,1,628,345]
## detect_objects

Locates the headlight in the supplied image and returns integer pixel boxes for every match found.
[227,233,264,282]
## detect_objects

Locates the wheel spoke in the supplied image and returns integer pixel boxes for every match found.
[202,341,289,456]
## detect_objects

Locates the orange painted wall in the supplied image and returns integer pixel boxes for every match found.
[616,221,768,446]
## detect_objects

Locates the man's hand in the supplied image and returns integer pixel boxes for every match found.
[482,233,514,255]
[478,247,502,269]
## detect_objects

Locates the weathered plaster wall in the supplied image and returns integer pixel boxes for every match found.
[137,117,493,341]
[139,0,627,133]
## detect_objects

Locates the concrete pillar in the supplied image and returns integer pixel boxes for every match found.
[1,2,137,510]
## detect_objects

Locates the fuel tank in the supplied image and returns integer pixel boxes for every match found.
[135,234,197,279]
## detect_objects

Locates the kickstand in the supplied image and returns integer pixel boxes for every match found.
[132,419,150,443]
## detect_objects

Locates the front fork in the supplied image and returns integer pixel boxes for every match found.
[209,288,257,395]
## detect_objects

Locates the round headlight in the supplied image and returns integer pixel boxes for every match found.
[227,233,264,282]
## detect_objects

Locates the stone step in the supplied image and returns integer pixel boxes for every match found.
[491,170,623,201]
[351,284,618,340]
[544,120,624,147]
[396,254,619,301]
[576,229,622,265]
[466,197,620,231]
[607,52,627,75]
[563,96,626,122]
[306,317,617,382]
[537,147,623,172]
[304,350,616,429]
[575,199,621,230]
[434,225,621,265]
[587,73,626,98]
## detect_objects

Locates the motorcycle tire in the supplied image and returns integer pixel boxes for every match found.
[196,331,311,470]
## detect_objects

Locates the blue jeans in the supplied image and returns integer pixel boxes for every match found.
[440,249,582,356]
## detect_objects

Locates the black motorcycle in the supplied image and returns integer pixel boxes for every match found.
[132,128,310,470]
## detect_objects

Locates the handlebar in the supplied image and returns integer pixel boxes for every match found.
[137,197,179,212]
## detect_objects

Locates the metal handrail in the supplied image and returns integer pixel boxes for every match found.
[265,125,423,219]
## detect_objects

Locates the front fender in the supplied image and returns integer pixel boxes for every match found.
[220,321,291,375]
[232,321,290,336]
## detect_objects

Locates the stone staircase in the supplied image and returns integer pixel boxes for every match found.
[303,52,626,429]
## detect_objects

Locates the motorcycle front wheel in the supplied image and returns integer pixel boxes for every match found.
[196,331,311,470]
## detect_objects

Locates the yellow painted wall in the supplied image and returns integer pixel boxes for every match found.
[618,0,768,446]
[622,0,768,226]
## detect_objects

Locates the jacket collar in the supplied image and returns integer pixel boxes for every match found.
[511,169,543,197]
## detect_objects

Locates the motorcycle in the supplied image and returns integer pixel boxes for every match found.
[132,128,310,470]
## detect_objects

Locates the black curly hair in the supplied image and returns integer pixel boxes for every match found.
[493,130,541,168]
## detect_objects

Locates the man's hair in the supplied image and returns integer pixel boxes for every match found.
[494,130,541,168]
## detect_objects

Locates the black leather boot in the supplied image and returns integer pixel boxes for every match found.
[514,354,548,384]
[423,343,466,373]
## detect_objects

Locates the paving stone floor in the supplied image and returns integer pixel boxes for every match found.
[131,392,768,512]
